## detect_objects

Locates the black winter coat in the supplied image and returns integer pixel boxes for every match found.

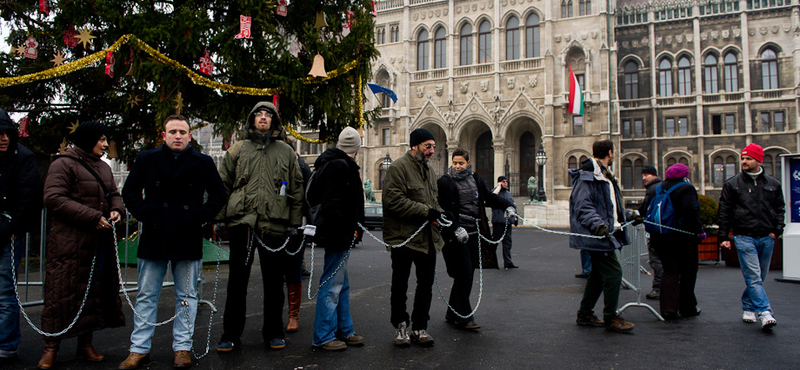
[0,111,41,237]
[437,172,513,241]
[641,178,702,238]
[311,148,365,250]
[717,170,785,242]
[638,176,662,216]
[122,144,226,260]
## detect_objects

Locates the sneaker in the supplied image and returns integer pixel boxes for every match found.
[742,311,757,323]
[759,312,777,329]
[604,316,634,333]
[269,338,286,350]
[410,329,434,345]
[574,273,589,279]
[342,333,365,346]
[394,322,410,347]
[321,339,347,351]
[576,314,604,327]
[216,340,235,353]
[460,319,481,330]
[645,289,660,300]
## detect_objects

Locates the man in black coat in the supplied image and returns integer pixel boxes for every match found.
[0,109,41,365]
[639,165,663,300]
[119,115,225,370]
[437,148,513,330]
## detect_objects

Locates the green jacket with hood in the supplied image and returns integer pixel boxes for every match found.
[217,101,304,237]
[382,150,444,253]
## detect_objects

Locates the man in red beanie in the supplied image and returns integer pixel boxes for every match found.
[718,143,784,330]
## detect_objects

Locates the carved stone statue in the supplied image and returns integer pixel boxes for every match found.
[364,179,377,203]
[527,176,539,202]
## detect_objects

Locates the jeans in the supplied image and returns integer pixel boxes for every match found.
[220,226,288,344]
[442,234,477,324]
[580,249,592,275]
[129,258,201,353]
[492,223,514,267]
[577,251,622,320]
[390,242,436,331]
[734,235,774,314]
[0,238,22,357]
[312,248,354,346]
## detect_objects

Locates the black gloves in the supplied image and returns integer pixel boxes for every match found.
[633,215,644,226]
[427,208,442,222]
[594,224,610,238]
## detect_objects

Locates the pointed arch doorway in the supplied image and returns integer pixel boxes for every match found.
[475,131,494,187]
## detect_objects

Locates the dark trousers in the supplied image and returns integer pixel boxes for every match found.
[653,237,698,315]
[390,243,436,331]
[577,250,622,320]
[441,234,478,324]
[220,225,288,344]
[283,234,305,285]
[492,223,514,267]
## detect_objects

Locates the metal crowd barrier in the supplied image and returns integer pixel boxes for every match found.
[15,209,181,308]
[616,224,663,321]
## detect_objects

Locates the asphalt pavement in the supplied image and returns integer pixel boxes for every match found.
[6,227,799,370]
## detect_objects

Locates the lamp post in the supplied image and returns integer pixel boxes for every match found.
[382,153,393,169]
[535,141,547,202]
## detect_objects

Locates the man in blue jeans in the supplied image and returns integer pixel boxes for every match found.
[0,109,41,365]
[718,143,784,330]
[308,127,365,351]
[120,115,225,369]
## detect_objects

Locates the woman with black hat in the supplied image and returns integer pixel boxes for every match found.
[38,121,126,369]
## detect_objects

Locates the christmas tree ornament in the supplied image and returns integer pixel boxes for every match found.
[173,92,184,113]
[314,11,328,29]
[58,138,68,154]
[127,94,142,108]
[276,0,288,16]
[199,50,214,75]
[39,0,50,16]
[18,117,30,138]
[22,37,39,59]
[371,0,378,17]
[11,45,24,56]
[68,121,79,134]
[345,10,355,29]
[234,15,252,39]
[105,51,115,78]
[50,52,67,66]
[272,95,280,112]
[76,28,96,49]
[63,26,79,47]
[308,54,328,78]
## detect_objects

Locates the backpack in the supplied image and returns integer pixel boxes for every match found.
[644,182,690,234]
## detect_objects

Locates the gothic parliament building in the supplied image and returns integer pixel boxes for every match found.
[297,0,799,213]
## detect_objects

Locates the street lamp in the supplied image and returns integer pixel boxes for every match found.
[382,153,392,169]
[535,141,547,202]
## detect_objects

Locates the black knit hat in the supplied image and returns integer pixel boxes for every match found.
[72,121,107,153]
[497,176,508,182]
[641,165,657,176]
[409,128,435,148]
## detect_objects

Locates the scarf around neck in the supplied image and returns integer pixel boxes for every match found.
[448,164,473,180]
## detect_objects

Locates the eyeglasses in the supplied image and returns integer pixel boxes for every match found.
[255,111,273,118]
[422,144,436,150]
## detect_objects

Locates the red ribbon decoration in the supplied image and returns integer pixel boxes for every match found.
[105,51,115,78]
[18,117,30,138]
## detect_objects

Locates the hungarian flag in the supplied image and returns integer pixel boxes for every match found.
[568,65,583,116]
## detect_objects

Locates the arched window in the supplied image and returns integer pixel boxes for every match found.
[568,156,578,186]
[634,158,643,188]
[763,154,774,177]
[506,16,520,60]
[713,156,725,187]
[417,29,429,71]
[659,59,673,97]
[704,54,718,93]
[761,48,778,90]
[525,14,540,58]
[580,0,592,15]
[478,21,492,63]
[623,159,633,189]
[624,61,639,99]
[434,27,447,69]
[568,0,574,17]
[460,23,473,66]
[561,0,568,18]
[724,52,739,92]
[677,57,691,96]
[725,155,737,181]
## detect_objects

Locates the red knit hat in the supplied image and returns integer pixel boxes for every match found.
[741,143,764,163]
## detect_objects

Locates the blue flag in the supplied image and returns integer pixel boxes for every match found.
[368,83,398,104]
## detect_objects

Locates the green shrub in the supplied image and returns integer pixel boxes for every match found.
[699,194,718,227]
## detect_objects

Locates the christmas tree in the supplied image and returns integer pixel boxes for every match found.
[0,0,379,160]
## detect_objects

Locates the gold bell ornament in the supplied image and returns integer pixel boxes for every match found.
[314,11,328,29]
[308,54,328,78]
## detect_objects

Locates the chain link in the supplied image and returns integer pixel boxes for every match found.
[306,237,355,300]
[642,220,696,235]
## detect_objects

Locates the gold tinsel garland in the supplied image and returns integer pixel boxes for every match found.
[0,34,362,144]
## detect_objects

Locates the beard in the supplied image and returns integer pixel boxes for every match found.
[413,148,428,163]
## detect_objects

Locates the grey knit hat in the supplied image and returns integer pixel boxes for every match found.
[337,127,362,154]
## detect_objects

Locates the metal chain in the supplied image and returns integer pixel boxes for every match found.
[189,238,223,360]
[9,235,98,337]
[306,237,355,300]
[358,220,430,249]
[642,220,696,235]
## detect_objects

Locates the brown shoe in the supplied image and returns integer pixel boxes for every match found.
[76,332,104,362]
[174,350,191,368]
[37,341,60,370]
[286,283,302,332]
[321,339,347,351]
[576,314,605,327]
[605,316,635,333]
[342,333,365,346]
[118,352,151,370]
